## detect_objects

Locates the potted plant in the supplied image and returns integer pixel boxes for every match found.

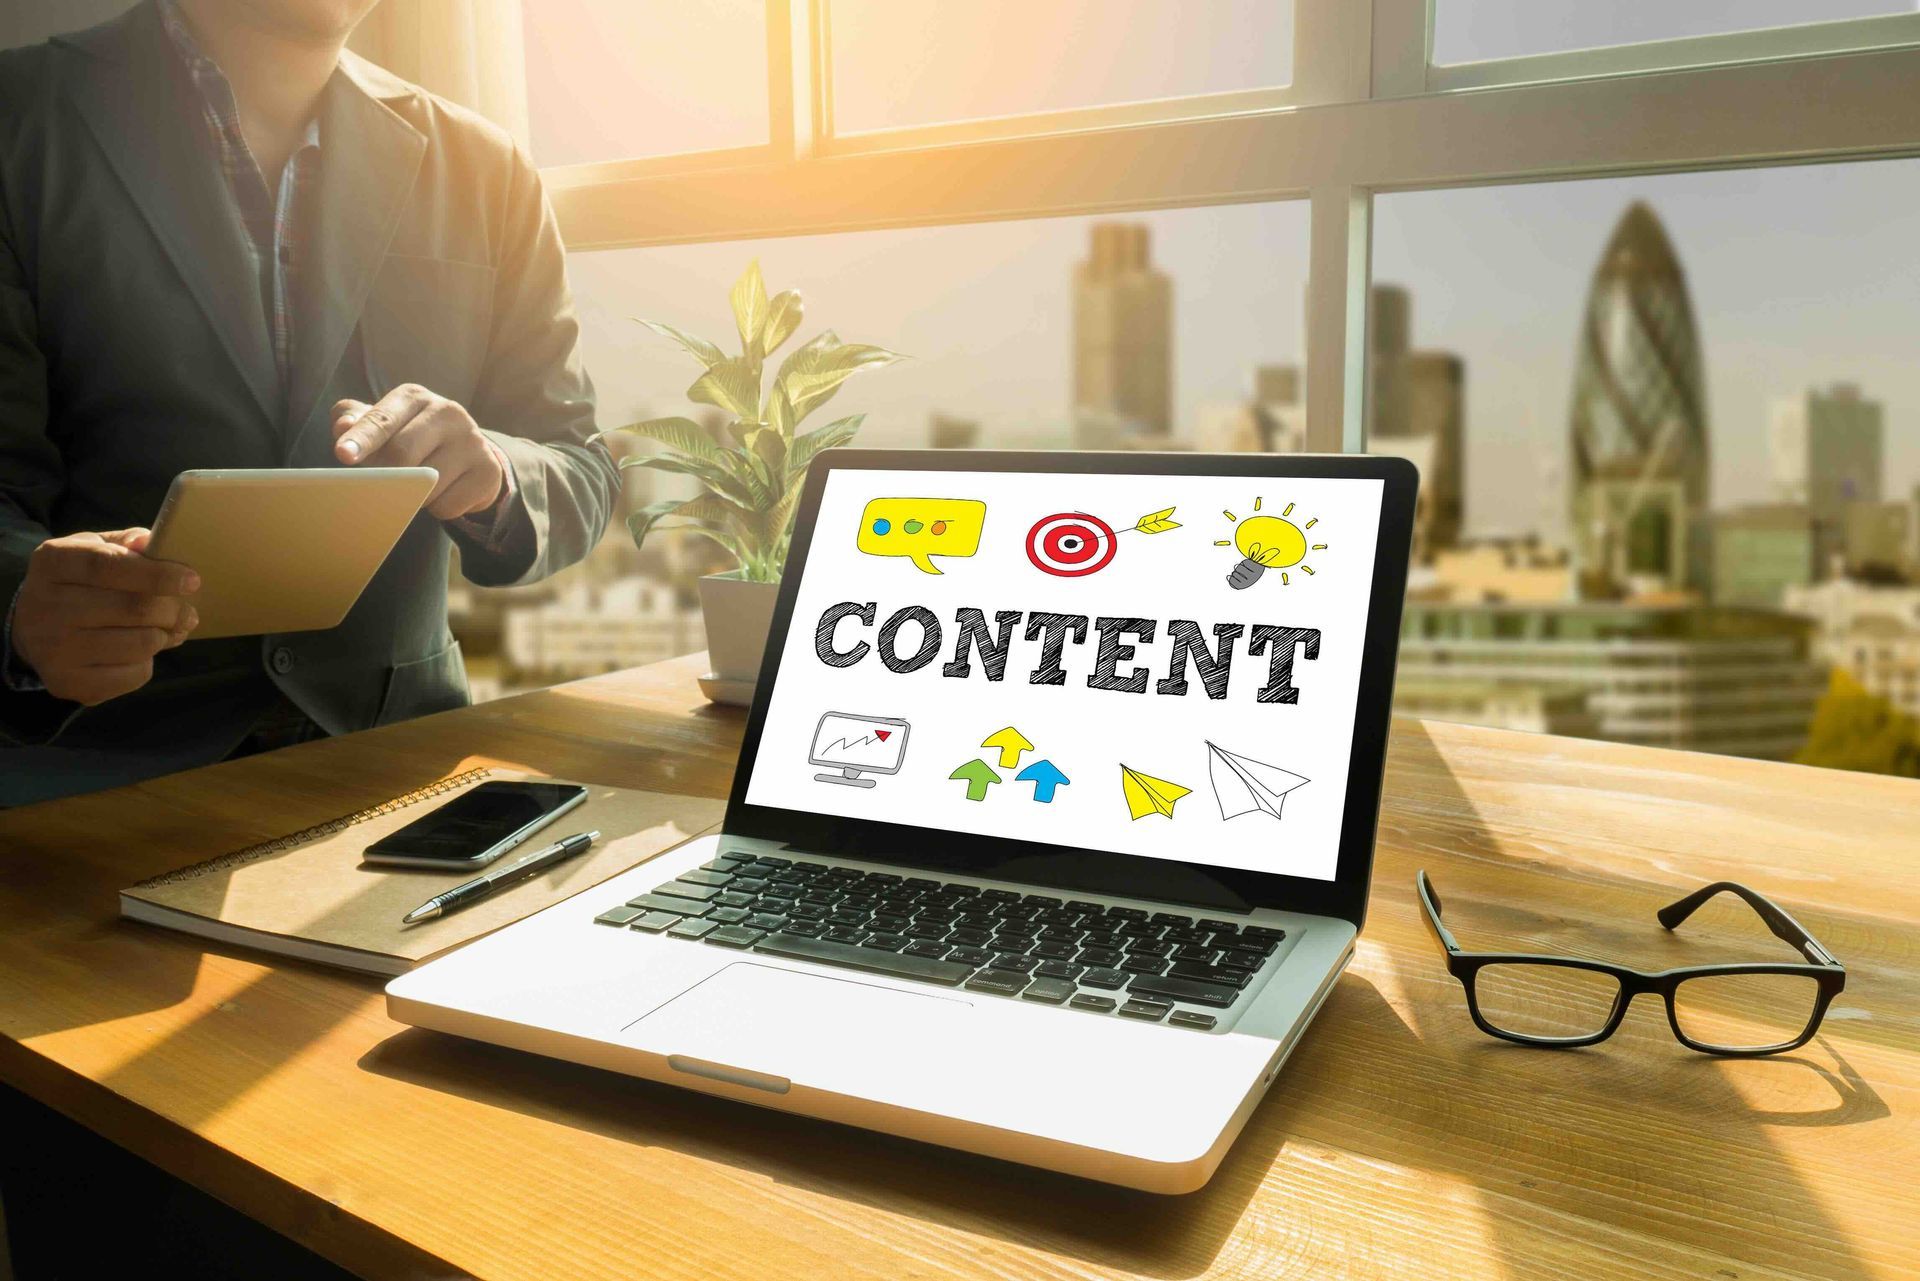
[598,262,903,703]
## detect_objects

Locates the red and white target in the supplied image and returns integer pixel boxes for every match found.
[1025,512,1118,577]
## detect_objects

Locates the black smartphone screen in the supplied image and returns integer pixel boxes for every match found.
[365,782,587,863]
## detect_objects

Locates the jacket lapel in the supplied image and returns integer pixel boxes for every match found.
[283,57,427,455]
[57,4,281,429]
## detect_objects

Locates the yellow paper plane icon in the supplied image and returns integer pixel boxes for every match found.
[1119,764,1191,821]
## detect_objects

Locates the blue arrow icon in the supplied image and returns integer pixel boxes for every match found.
[1015,759,1071,803]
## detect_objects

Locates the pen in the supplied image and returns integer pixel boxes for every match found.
[401,830,601,925]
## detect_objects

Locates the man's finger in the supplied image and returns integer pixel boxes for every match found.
[335,384,432,462]
[100,527,153,552]
[70,626,175,666]
[57,660,154,708]
[53,584,197,631]
[43,541,198,595]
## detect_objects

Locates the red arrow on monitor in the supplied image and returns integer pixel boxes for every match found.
[874,729,891,741]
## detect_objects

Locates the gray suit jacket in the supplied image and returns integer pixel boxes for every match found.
[0,3,618,803]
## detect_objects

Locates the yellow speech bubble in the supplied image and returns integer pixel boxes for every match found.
[856,497,986,575]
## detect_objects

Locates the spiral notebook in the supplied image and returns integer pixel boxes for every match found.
[119,768,726,976]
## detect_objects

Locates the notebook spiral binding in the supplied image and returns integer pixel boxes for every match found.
[129,767,495,889]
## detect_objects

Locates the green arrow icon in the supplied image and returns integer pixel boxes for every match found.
[948,758,1001,801]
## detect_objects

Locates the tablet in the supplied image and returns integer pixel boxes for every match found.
[146,468,437,640]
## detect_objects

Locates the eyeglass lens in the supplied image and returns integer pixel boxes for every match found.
[1671,972,1824,1051]
[1472,963,1622,1041]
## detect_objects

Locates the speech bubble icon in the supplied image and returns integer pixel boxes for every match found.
[856,497,987,575]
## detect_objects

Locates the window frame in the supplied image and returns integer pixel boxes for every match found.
[534,0,1920,455]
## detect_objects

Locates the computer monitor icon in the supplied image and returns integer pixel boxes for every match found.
[809,712,910,788]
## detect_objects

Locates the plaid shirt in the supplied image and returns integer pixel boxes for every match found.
[1,2,518,697]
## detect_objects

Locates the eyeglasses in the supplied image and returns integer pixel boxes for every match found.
[1417,871,1846,1056]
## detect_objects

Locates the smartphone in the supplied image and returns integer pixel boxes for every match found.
[362,781,590,869]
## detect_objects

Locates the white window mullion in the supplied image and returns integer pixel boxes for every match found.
[1305,185,1373,454]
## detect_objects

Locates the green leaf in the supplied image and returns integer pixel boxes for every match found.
[749,427,789,486]
[776,332,906,424]
[789,413,864,471]
[687,356,761,422]
[635,318,724,368]
[762,290,803,355]
[625,497,699,551]
[593,416,724,463]
[764,384,795,439]
[730,260,770,355]
[625,452,760,506]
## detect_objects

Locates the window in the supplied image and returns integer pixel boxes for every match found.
[474,0,1920,776]
[1432,0,1918,66]
[826,0,1294,135]
[521,0,768,167]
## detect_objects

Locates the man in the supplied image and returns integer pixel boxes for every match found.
[0,0,618,805]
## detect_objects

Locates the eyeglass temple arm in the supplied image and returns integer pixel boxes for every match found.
[1656,882,1840,966]
[1416,870,1463,954]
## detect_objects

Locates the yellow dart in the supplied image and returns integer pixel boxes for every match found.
[1119,764,1190,820]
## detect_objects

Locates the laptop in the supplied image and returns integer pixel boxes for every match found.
[387,450,1417,1192]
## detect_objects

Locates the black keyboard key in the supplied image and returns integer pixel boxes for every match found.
[627,894,709,917]
[901,941,951,960]
[1022,892,1064,907]
[706,906,751,925]
[1038,925,1084,942]
[788,902,829,920]
[731,876,771,894]
[668,918,717,939]
[676,869,734,887]
[757,896,796,914]
[1170,1010,1218,1031]
[712,891,756,909]
[946,884,981,897]
[1126,939,1173,959]
[1069,993,1118,1013]
[1150,912,1192,927]
[826,910,869,927]
[1079,932,1122,951]
[1162,928,1211,946]
[1200,919,1242,935]
[702,858,743,872]
[706,925,765,949]
[1080,967,1129,989]
[1033,960,1085,981]
[904,921,950,941]
[654,881,721,903]
[1171,945,1218,964]
[1118,999,1171,1022]
[946,946,992,966]
[1227,936,1278,957]
[1076,945,1123,967]
[594,905,646,926]
[990,936,1033,955]
[747,913,790,931]
[871,913,912,933]
[988,953,1035,974]
[1067,900,1105,914]
[1128,973,1241,1009]
[1106,906,1147,921]
[754,931,973,985]
[782,920,825,938]
[1030,941,1078,961]
[1217,948,1267,971]
[862,933,909,953]
[980,889,1019,903]
[1169,961,1253,988]
[1121,954,1169,976]
[628,911,683,933]
[711,852,753,866]
[1021,977,1077,1005]
[822,925,868,944]
[965,971,1029,997]
[906,877,941,890]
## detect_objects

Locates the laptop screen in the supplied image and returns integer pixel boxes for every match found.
[743,466,1385,883]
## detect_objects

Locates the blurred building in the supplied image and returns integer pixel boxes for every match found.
[929,413,980,450]
[1783,578,1920,719]
[1365,285,1465,557]
[1072,222,1171,443]
[1192,400,1306,454]
[1409,535,1572,604]
[502,577,704,685]
[1840,499,1912,577]
[1771,383,1883,536]
[1712,503,1817,607]
[1396,603,1823,760]
[1251,364,1299,405]
[1393,679,1601,740]
[1568,202,1711,598]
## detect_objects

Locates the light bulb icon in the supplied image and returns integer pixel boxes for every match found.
[1216,498,1326,589]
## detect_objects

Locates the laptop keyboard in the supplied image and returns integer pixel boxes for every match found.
[592,852,1285,1030]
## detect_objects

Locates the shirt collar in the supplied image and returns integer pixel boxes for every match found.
[156,0,324,152]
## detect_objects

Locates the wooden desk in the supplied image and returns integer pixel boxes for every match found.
[2,653,1914,1280]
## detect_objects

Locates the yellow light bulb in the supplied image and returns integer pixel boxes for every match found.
[1233,515,1306,568]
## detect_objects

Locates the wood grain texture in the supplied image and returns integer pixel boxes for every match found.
[2,653,1914,1281]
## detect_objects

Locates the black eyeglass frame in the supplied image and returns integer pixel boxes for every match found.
[1416,871,1846,1057]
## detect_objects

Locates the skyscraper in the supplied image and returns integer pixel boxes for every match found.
[1771,382,1884,534]
[1366,284,1465,556]
[1568,201,1710,597]
[1072,222,1172,442]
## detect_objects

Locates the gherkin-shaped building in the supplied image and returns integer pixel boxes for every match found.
[1568,201,1710,595]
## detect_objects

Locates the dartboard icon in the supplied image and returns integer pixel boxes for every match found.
[1025,512,1118,577]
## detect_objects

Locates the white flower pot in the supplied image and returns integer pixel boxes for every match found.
[697,572,779,704]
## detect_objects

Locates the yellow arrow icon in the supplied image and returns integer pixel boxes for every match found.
[1119,764,1191,820]
[980,726,1035,770]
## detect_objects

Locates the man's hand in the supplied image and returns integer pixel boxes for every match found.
[11,529,200,707]
[332,385,507,520]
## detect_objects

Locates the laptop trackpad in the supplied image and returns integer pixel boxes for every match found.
[626,962,967,1088]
